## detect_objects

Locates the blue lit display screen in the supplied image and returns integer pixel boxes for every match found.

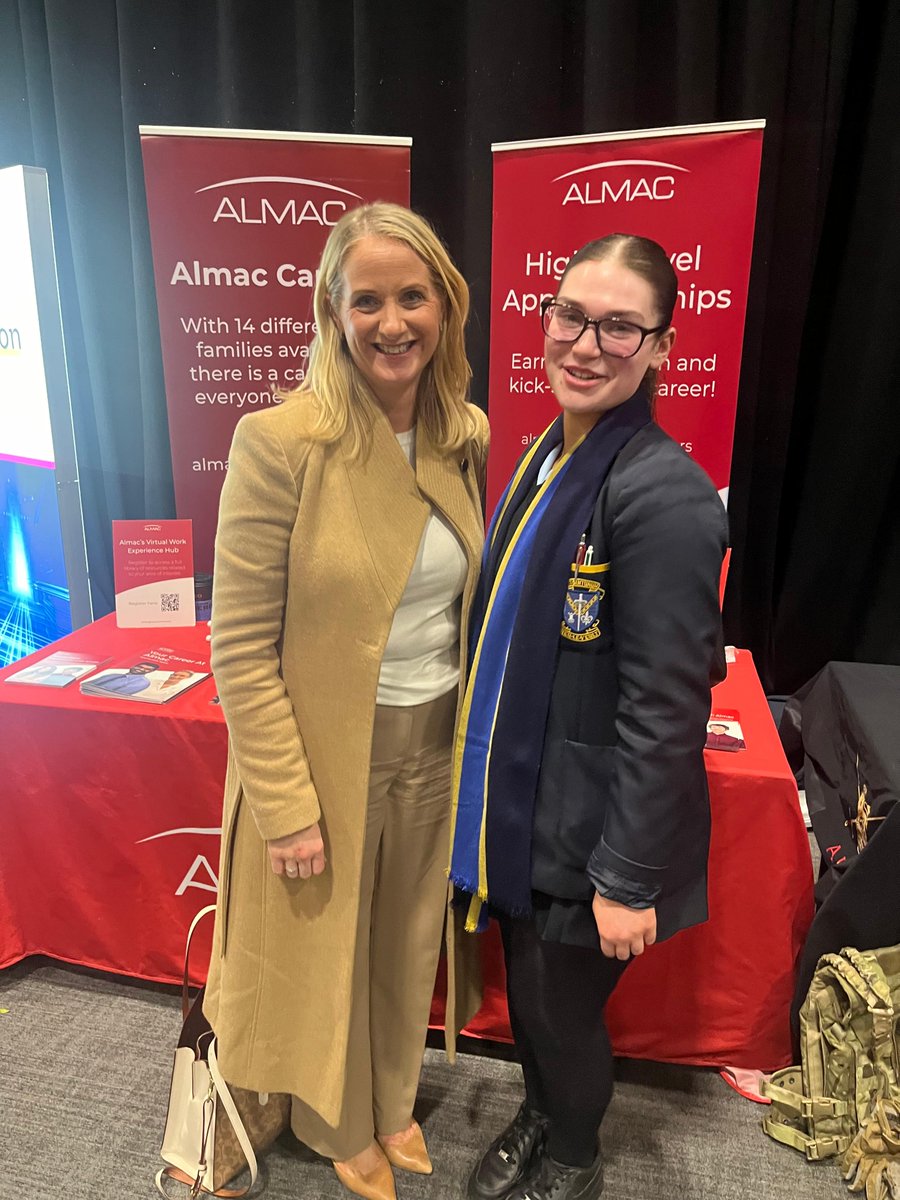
[0,458,72,666]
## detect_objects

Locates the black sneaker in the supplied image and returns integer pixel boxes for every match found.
[505,1148,604,1200]
[467,1103,550,1200]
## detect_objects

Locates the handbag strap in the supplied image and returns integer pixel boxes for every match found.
[208,1039,259,1193]
[182,904,218,1020]
[155,1166,251,1198]
[154,1039,259,1199]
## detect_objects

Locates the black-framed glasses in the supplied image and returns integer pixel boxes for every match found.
[540,299,667,359]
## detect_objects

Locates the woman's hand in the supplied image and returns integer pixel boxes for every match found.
[267,823,326,880]
[592,892,657,959]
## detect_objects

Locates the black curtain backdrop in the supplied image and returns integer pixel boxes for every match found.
[1,0,898,693]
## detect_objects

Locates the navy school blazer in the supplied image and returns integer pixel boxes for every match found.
[530,423,728,943]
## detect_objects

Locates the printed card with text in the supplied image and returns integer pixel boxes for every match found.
[113,519,195,627]
[705,709,747,752]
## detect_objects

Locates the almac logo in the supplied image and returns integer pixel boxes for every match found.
[554,158,688,205]
[197,175,364,227]
[137,825,222,895]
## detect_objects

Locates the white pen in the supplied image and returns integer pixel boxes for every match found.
[585,545,594,566]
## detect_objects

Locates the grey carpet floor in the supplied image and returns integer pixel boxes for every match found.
[0,953,850,1200]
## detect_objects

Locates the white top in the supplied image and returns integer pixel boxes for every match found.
[537,444,562,484]
[377,428,468,706]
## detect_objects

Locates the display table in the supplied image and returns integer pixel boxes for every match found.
[0,615,224,981]
[0,617,813,1069]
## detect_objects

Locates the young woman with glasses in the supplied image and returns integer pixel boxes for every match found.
[451,234,728,1200]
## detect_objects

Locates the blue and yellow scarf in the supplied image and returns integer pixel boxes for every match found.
[449,390,651,931]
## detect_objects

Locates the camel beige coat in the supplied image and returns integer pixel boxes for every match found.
[203,395,488,1127]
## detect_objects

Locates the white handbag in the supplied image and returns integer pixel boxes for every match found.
[156,905,290,1197]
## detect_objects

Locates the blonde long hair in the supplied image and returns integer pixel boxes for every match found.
[282,202,475,458]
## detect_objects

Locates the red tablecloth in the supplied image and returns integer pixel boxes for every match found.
[0,617,813,1069]
[0,615,224,980]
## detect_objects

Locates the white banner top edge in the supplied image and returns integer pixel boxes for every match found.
[491,119,766,154]
[138,125,413,147]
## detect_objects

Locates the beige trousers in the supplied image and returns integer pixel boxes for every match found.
[290,687,456,1160]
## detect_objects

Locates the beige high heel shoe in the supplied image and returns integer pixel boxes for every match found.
[378,1120,433,1175]
[333,1141,397,1200]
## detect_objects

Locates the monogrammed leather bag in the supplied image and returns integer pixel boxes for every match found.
[156,905,290,1197]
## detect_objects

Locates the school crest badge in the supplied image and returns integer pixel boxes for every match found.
[561,571,606,643]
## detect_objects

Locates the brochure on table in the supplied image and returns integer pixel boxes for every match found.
[79,646,210,705]
[5,650,108,688]
[705,709,746,752]
[113,518,195,627]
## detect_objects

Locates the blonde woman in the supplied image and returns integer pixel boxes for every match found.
[204,203,489,1200]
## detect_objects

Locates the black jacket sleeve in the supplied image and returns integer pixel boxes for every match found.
[587,445,728,896]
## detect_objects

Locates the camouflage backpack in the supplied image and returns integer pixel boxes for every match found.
[762,944,900,1198]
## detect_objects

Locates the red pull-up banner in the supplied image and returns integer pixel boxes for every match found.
[488,121,764,512]
[140,126,411,570]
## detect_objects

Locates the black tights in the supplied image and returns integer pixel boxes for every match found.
[500,914,630,1167]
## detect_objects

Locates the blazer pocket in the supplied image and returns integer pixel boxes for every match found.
[556,741,616,867]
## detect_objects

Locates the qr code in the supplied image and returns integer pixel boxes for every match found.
[161,593,180,613]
